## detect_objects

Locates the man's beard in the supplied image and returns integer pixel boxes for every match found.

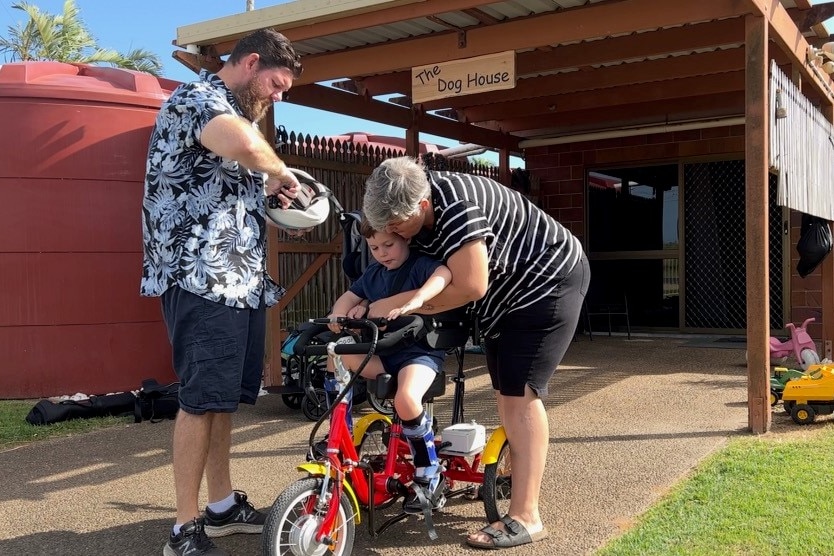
[233,77,271,122]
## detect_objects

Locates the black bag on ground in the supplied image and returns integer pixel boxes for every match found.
[25,392,135,426]
[797,213,832,278]
[134,379,180,423]
[26,399,94,425]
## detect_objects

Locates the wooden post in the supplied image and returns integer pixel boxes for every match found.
[821,102,834,362]
[498,148,510,187]
[261,104,282,387]
[406,107,420,157]
[745,14,770,434]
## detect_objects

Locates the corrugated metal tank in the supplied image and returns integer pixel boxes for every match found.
[0,62,179,398]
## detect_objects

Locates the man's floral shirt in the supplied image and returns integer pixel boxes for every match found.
[141,70,283,308]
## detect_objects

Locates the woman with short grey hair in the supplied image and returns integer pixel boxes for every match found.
[363,156,590,550]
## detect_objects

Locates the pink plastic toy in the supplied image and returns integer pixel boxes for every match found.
[770,318,821,370]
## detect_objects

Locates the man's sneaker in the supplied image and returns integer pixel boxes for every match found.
[403,475,447,515]
[203,491,265,537]
[163,518,229,556]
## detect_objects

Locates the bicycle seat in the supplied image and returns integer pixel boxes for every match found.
[369,371,446,402]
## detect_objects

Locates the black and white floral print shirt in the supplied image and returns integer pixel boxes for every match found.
[140,70,284,308]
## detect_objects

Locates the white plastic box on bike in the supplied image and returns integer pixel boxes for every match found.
[439,422,486,456]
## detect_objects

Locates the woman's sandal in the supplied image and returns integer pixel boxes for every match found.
[465,515,548,550]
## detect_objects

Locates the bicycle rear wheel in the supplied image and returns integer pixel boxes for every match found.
[263,477,356,556]
[366,390,394,416]
[481,439,512,524]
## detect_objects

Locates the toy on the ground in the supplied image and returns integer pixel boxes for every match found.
[781,363,834,424]
[770,318,821,371]
[770,366,806,406]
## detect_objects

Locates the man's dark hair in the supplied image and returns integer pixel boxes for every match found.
[227,29,303,78]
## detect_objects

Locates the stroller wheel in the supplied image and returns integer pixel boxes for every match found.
[302,388,329,421]
[281,393,303,410]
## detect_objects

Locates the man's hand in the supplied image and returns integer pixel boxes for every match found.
[265,166,301,208]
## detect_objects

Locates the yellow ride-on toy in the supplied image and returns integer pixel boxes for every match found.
[781,364,834,425]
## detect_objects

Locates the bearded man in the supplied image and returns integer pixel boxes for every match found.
[141,29,302,556]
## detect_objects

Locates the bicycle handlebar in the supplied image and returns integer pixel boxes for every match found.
[293,315,425,356]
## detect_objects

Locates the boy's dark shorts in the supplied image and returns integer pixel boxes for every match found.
[381,347,445,376]
[161,286,266,415]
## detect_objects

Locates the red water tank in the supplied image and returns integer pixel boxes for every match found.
[0,62,180,398]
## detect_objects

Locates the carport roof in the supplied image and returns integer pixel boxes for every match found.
[172,0,834,152]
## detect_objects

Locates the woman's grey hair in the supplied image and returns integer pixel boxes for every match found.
[363,157,430,230]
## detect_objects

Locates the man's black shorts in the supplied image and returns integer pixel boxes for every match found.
[161,286,266,414]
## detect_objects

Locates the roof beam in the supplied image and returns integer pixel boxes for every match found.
[788,4,834,31]
[199,0,499,55]
[292,0,754,85]
[329,18,747,97]
[506,91,746,137]
[745,0,834,104]
[285,83,520,151]
[458,72,746,124]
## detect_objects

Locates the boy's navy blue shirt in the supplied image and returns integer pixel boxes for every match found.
[349,251,442,302]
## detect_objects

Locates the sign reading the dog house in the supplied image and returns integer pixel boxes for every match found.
[411,51,516,103]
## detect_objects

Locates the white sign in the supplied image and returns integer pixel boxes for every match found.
[411,51,516,104]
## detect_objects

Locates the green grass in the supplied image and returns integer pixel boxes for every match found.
[0,400,131,449]
[597,425,834,555]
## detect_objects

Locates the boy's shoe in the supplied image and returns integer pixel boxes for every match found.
[403,475,447,515]
[203,491,265,537]
[163,518,229,556]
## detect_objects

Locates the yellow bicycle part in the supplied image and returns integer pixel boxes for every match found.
[480,425,508,465]
[296,462,362,524]
[352,412,392,447]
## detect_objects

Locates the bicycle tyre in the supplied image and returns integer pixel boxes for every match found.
[262,477,355,556]
[481,438,512,524]
[366,390,394,416]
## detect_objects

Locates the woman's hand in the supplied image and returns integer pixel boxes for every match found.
[326,313,345,334]
[387,299,422,321]
[346,303,368,319]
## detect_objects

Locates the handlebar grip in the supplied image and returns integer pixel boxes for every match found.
[298,315,425,356]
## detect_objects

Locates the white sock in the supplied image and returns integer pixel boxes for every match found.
[207,492,236,514]
[172,523,183,536]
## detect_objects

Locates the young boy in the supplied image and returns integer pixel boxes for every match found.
[328,218,451,513]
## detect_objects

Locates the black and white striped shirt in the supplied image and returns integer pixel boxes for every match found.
[411,171,584,334]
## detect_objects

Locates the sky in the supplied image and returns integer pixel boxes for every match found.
[0,0,516,162]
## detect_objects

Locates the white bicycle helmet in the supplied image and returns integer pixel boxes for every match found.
[265,168,342,229]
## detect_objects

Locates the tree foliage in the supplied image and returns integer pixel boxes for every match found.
[0,0,163,76]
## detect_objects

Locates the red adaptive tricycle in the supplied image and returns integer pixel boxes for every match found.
[262,315,512,556]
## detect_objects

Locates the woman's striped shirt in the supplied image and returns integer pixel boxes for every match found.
[411,171,584,335]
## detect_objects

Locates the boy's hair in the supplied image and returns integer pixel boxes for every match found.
[359,216,377,239]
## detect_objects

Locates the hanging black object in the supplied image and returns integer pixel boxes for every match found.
[796,213,832,278]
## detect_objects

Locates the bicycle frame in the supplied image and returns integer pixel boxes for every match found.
[281,315,512,547]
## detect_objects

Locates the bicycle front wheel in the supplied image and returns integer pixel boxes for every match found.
[481,438,512,524]
[263,477,356,556]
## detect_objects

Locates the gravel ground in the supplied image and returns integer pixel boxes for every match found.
[0,335,760,555]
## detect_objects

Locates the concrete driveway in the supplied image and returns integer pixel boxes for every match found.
[0,335,754,555]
